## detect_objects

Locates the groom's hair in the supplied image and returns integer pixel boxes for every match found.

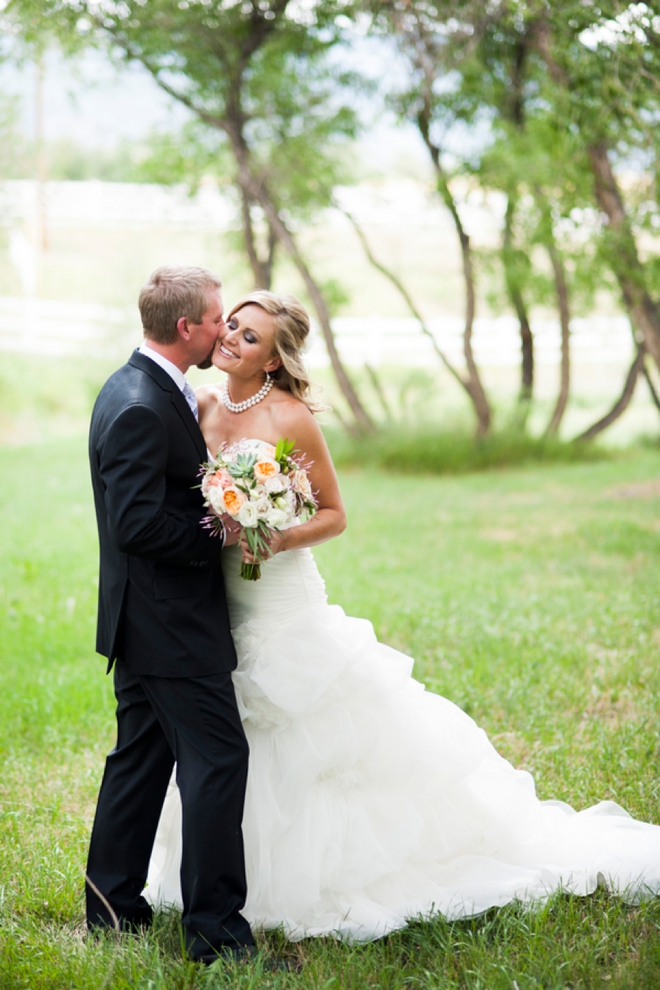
[139,266,222,344]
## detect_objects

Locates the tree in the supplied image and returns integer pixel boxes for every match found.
[9,0,375,432]
[369,0,493,436]
[391,0,660,439]
[433,8,590,438]
[529,2,660,375]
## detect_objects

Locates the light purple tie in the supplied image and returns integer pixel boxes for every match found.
[182,381,198,421]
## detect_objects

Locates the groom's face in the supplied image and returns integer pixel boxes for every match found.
[189,289,225,369]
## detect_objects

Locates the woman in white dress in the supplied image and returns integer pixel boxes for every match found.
[145,290,660,942]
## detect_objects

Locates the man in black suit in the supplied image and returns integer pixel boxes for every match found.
[86,266,255,963]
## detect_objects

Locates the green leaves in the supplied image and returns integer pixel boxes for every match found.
[274,437,296,467]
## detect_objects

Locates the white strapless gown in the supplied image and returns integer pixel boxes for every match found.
[145,543,660,942]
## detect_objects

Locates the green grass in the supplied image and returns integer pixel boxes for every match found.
[0,353,117,447]
[1,437,660,988]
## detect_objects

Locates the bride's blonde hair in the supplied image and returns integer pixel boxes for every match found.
[227,290,324,412]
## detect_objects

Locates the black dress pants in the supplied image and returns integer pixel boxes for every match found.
[86,660,254,958]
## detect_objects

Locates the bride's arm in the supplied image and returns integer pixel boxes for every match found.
[246,404,346,558]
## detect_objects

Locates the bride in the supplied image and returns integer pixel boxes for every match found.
[145,290,660,942]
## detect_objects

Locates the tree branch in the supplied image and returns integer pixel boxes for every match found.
[573,347,644,442]
[338,203,469,394]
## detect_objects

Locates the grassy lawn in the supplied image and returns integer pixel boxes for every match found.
[1,437,660,988]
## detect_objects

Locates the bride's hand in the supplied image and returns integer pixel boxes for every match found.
[221,514,242,548]
[240,528,286,563]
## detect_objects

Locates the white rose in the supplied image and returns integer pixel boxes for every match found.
[291,469,312,498]
[256,441,276,458]
[254,495,271,519]
[264,474,289,494]
[238,501,259,527]
[206,486,226,513]
[266,506,289,529]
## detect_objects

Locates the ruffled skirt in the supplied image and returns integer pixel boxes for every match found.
[145,546,660,941]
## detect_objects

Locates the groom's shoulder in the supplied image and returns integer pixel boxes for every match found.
[97,352,165,405]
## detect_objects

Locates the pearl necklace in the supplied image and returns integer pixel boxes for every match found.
[221,374,273,413]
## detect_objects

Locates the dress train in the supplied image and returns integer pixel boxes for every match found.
[145,541,660,942]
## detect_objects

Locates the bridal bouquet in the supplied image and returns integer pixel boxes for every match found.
[200,438,317,580]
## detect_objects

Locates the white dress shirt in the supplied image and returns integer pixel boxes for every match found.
[138,343,198,420]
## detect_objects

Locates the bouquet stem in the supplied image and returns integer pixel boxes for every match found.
[240,561,262,581]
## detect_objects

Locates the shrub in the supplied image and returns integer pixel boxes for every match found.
[324,424,609,475]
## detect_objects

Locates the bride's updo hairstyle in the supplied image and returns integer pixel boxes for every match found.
[227,290,324,412]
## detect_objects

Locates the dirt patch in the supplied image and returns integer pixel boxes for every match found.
[606,480,660,500]
[580,688,642,729]
[481,528,518,542]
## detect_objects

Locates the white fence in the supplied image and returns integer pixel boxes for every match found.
[0,179,635,370]
[0,179,234,231]
[0,294,634,371]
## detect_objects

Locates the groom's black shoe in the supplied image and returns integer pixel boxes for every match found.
[194,946,300,972]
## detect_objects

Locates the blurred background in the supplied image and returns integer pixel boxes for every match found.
[1,2,659,467]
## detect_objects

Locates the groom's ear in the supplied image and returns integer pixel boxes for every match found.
[176,316,191,341]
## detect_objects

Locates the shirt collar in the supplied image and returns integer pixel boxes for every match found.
[138,342,187,393]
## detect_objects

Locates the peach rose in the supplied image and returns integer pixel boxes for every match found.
[220,485,247,518]
[254,457,280,484]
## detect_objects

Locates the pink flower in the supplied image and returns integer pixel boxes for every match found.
[202,468,233,497]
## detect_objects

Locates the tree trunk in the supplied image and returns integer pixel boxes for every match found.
[128,60,374,434]
[503,46,533,414]
[263,222,276,291]
[437,173,491,436]
[515,296,534,407]
[502,195,534,415]
[228,128,375,433]
[533,23,660,374]
[417,112,491,436]
[365,363,393,422]
[587,142,660,372]
[544,237,571,436]
[240,188,271,289]
[573,346,644,442]
[643,359,660,413]
[257,196,374,432]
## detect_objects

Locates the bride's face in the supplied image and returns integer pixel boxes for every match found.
[213,304,281,378]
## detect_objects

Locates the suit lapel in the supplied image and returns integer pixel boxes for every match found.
[170,385,208,461]
[128,350,207,461]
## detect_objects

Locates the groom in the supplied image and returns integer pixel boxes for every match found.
[86,265,255,962]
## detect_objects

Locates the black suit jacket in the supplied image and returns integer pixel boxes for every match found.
[89,350,237,676]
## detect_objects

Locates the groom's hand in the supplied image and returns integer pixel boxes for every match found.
[221,515,242,547]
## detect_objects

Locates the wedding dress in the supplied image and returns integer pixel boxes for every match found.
[145,461,660,941]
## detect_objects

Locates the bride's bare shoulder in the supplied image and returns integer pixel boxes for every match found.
[269,389,323,445]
